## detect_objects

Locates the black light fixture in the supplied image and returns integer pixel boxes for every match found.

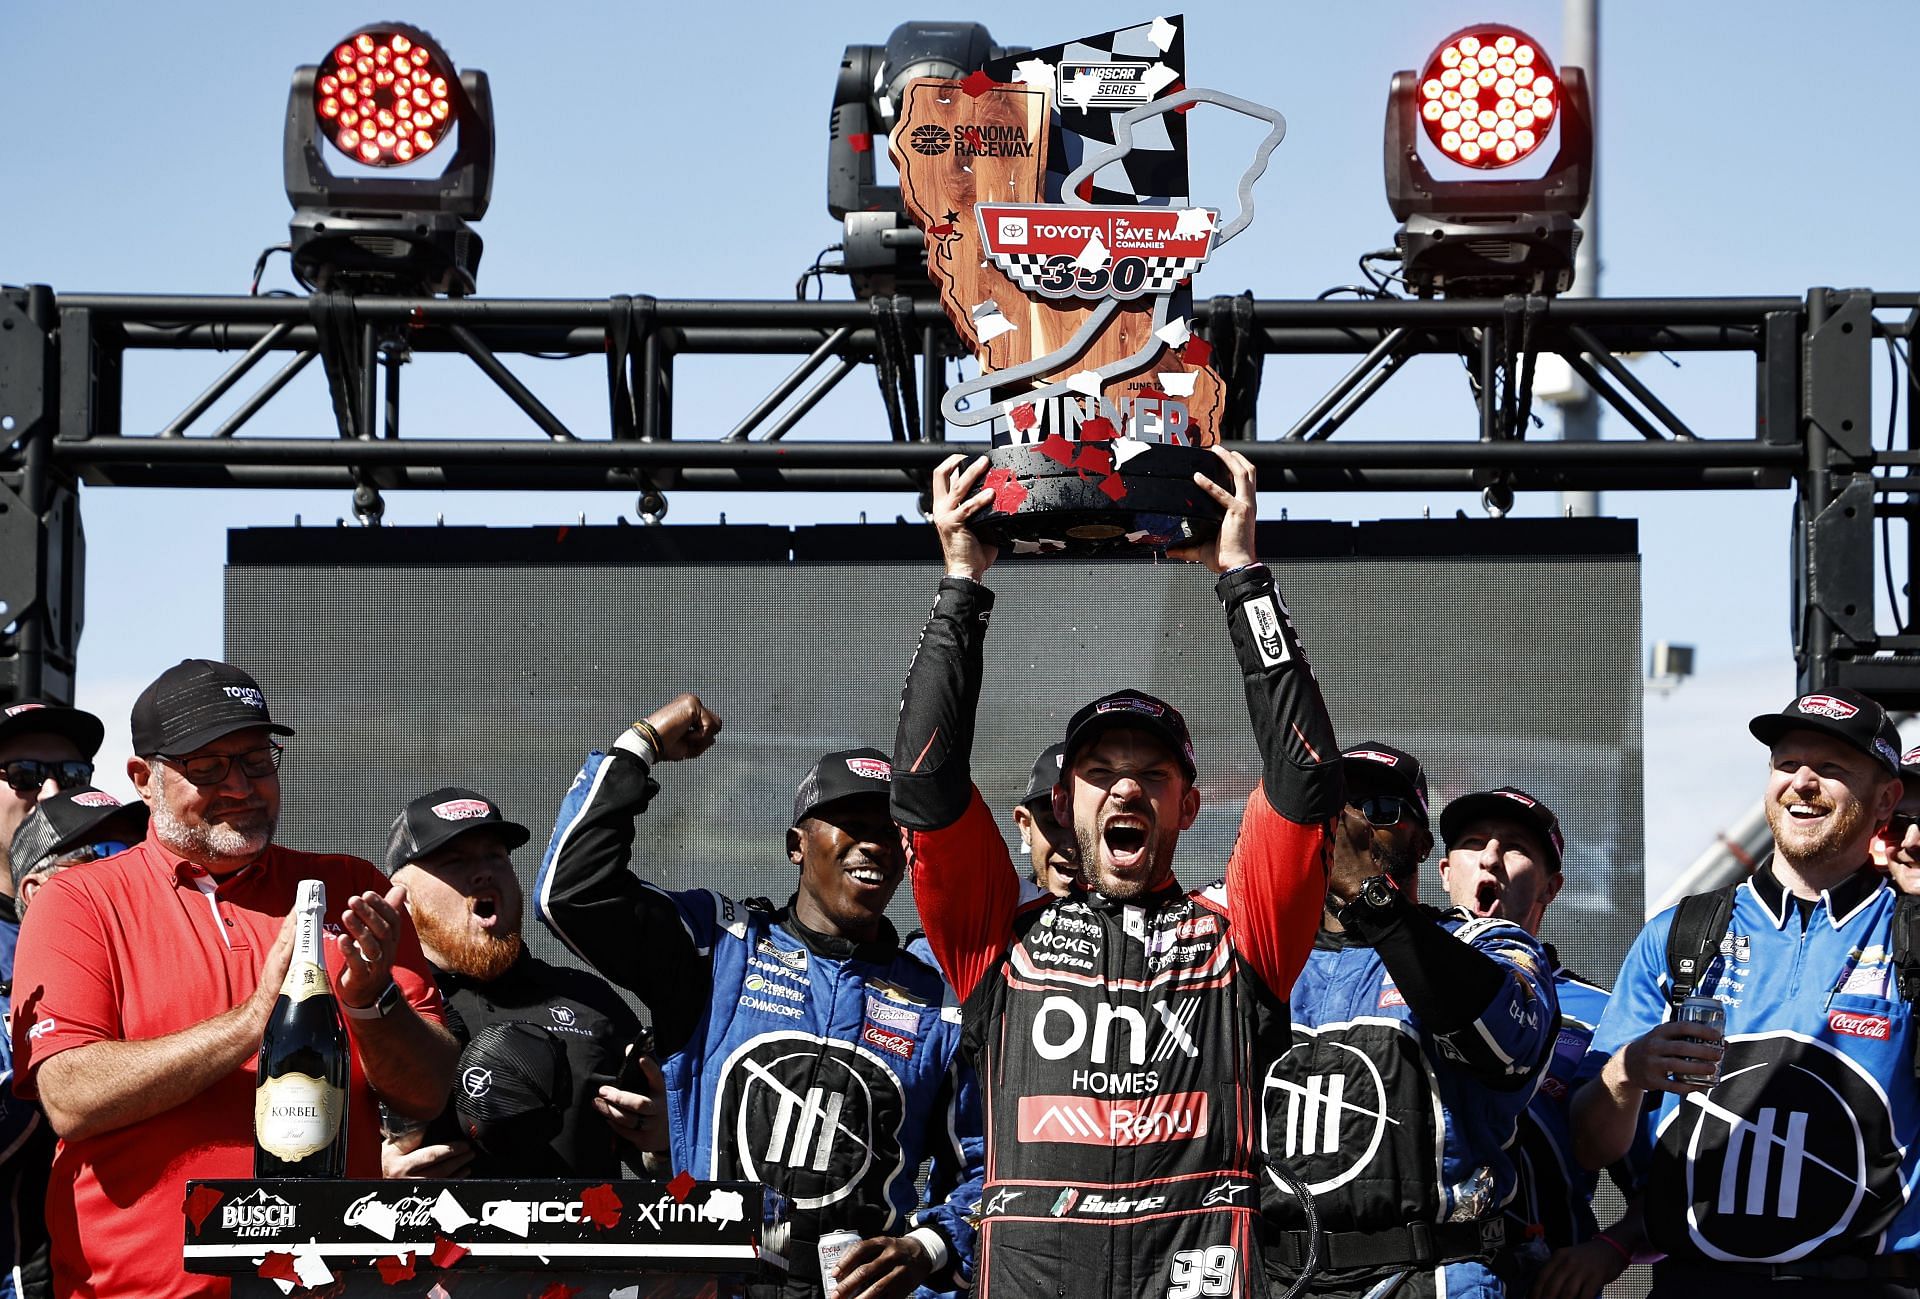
[1384,24,1591,297]
[826,21,1016,297]
[284,24,493,295]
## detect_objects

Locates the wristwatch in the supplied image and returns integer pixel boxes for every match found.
[343,979,404,1021]
[1337,873,1400,930]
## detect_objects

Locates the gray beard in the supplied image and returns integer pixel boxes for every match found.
[150,797,275,870]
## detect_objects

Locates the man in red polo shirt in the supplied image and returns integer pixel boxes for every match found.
[10,659,456,1298]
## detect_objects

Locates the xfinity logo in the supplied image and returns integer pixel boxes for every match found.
[1029,995,1200,1065]
[627,1195,708,1231]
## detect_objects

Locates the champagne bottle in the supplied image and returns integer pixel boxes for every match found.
[254,879,349,1177]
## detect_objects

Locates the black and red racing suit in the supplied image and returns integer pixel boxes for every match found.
[891,565,1341,1299]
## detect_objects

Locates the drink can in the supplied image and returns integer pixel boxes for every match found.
[1674,995,1726,1085]
[817,1229,861,1299]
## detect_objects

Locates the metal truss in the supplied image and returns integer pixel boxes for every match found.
[0,283,1916,705]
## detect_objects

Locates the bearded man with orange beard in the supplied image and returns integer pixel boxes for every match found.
[381,786,666,1179]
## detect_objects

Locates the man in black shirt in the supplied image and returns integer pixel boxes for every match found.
[380,787,664,1178]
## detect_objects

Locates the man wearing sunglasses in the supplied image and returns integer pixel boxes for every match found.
[1874,746,1920,896]
[0,699,104,1018]
[1260,746,1557,1299]
[8,659,456,1299]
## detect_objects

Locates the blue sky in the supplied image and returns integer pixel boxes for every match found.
[6,1,1916,901]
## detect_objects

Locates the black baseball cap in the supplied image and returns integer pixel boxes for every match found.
[1061,690,1197,781]
[1748,688,1902,777]
[385,787,531,874]
[1899,745,1920,795]
[792,748,893,825]
[1341,742,1430,827]
[130,660,294,756]
[0,699,105,761]
[454,1020,568,1154]
[1440,786,1566,874]
[1020,743,1067,810]
[9,786,149,886]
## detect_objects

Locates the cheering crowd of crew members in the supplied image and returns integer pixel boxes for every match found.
[7,661,456,1299]
[890,449,1339,1299]
[0,449,1918,1298]
[533,695,985,1299]
[379,786,667,1180]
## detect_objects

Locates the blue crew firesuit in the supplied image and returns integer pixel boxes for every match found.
[1261,907,1557,1299]
[534,746,983,1297]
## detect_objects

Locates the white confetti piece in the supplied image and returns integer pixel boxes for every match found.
[1173,208,1216,237]
[1155,317,1193,347]
[1075,231,1111,272]
[430,1189,474,1234]
[1159,372,1199,397]
[355,1199,400,1241]
[1013,57,1055,87]
[485,1200,531,1238]
[1113,437,1154,466]
[1148,16,1178,52]
[292,1251,334,1289]
[1063,72,1100,112]
[971,301,1018,344]
[1065,370,1104,398]
[1142,62,1180,98]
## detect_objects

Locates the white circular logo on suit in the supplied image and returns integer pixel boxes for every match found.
[461,1066,493,1098]
[715,1032,907,1212]
[1261,1019,1437,1197]
[1651,1031,1903,1262]
[549,1005,577,1028]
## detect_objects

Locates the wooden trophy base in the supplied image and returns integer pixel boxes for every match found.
[968,441,1230,555]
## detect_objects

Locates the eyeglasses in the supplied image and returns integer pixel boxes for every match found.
[1,758,95,795]
[1357,795,1419,828]
[157,743,284,787]
[1888,812,1920,839]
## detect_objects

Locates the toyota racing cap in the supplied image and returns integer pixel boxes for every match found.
[792,748,893,825]
[0,699,105,761]
[1020,743,1068,811]
[130,659,294,756]
[10,786,149,887]
[1439,786,1566,875]
[1061,690,1197,782]
[1340,742,1430,827]
[1748,688,1902,777]
[385,787,531,874]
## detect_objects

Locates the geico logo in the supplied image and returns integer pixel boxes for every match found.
[1026,929,1098,955]
[1031,995,1200,1064]
[1070,1068,1161,1094]
[482,1201,582,1227]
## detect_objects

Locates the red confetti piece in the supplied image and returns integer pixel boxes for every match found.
[1074,176,1096,204]
[376,1253,417,1286]
[257,1253,300,1284]
[1181,338,1213,367]
[960,70,994,98]
[983,466,1029,513]
[1075,445,1114,480]
[848,133,873,153]
[666,1170,697,1202]
[927,223,956,238]
[431,1235,468,1269]
[1009,403,1038,432]
[538,1286,581,1299]
[1098,474,1129,502]
[1035,435,1078,468]
[1079,416,1118,442]
[183,1185,225,1235]
[580,1183,623,1230]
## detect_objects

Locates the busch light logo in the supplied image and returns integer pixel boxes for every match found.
[222,1188,296,1237]
[1795,694,1859,721]
[432,798,493,821]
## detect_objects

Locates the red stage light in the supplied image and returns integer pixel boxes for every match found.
[314,27,454,166]
[1418,26,1556,169]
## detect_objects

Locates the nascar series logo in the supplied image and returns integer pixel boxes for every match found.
[976,204,1216,302]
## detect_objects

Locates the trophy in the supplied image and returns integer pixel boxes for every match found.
[890,15,1285,553]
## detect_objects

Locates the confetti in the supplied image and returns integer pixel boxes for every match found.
[183,1186,225,1235]
[355,1198,401,1241]
[1112,437,1154,466]
[984,466,1029,513]
[1074,232,1111,272]
[376,1253,417,1286]
[1065,371,1104,398]
[1009,403,1039,432]
[960,70,994,98]
[581,1184,623,1231]
[666,1170,697,1202]
[1098,474,1130,501]
[430,1189,475,1234]
[484,1201,531,1238]
[848,134,872,154]
[292,1250,334,1289]
[1181,338,1213,367]
[431,1235,469,1269]
[1148,16,1178,52]
[1141,62,1180,98]
[1012,57,1054,87]
[1173,208,1216,237]
[1079,417,1118,442]
[971,301,1018,344]
[1158,372,1199,397]
[538,1286,581,1299]
[1154,317,1193,348]
[257,1253,300,1284]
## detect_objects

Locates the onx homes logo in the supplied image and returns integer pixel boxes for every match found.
[1650,1033,1904,1262]
[223,1188,297,1237]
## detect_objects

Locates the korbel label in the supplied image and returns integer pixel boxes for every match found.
[255,1070,344,1161]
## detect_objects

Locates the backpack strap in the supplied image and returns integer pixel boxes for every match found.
[1892,891,1920,1079]
[1663,883,1739,1010]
